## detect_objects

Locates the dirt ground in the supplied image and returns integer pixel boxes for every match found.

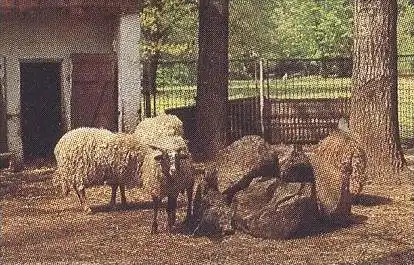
[1,157,414,265]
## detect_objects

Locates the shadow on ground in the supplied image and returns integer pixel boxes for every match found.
[302,213,369,240]
[90,200,189,213]
[352,193,393,206]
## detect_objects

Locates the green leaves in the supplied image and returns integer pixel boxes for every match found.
[229,0,279,58]
[228,0,354,59]
[273,0,353,58]
[140,0,198,60]
[398,0,414,55]
[138,0,411,61]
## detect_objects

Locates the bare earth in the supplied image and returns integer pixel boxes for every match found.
[1,158,414,265]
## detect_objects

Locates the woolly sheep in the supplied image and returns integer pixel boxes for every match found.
[134,113,185,145]
[311,128,367,195]
[54,127,145,213]
[140,135,197,233]
[134,114,195,233]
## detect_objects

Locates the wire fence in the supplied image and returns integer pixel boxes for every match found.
[141,55,414,144]
[397,55,414,141]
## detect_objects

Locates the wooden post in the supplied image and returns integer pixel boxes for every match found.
[259,59,265,135]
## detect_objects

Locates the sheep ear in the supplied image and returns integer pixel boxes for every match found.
[153,149,163,161]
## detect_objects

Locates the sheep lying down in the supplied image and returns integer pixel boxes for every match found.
[53,127,145,213]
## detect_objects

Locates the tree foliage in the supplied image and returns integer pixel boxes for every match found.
[138,0,414,61]
[273,0,353,58]
[229,0,354,59]
[229,0,279,58]
[139,0,198,60]
[398,0,414,54]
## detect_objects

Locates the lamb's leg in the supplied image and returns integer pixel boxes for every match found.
[120,184,127,206]
[75,186,91,213]
[151,196,161,234]
[166,196,177,232]
[109,185,118,207]
[222,173,256,204]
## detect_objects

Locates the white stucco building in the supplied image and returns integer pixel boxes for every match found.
[0,1,142,161]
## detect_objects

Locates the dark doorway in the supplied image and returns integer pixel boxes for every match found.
[20,61,62,160]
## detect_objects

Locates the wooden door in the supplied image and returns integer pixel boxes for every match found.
[71,53,118,131]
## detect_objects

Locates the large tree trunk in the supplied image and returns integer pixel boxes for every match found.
[350,0,406,184]
[196,0,229,159]
[142,52,160,117]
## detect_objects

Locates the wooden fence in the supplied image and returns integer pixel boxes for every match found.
[264,97,350,144]
[165,97,350,151]
[228,97,262,142]
[165,97,262,152]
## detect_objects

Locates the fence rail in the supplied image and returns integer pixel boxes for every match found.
[265,98,350,144]
[165,97,262,152]
[143,55,414,146]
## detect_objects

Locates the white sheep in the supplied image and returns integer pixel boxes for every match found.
[140,135,197,233]
[133,114,201,233]
[55,114,196,233]
[134,113,185,145]
[54,127,145,213]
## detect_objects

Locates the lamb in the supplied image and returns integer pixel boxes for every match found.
[140,135,197,233]
[133,114,196,233]
[192,168,235,236]
[53,127,145,213]
[278,144,314,183]
[210,135,279,203]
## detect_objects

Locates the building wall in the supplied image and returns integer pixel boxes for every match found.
[116,13,141,133]
[0,56,6,153]
[0,9,141,159]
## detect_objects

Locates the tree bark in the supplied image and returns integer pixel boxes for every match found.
[140,0,163,117]
[142,52,160,117]
[350,0,406,184]
[196,0,229,158]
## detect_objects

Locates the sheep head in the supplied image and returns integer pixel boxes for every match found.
[149,144,189,178]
